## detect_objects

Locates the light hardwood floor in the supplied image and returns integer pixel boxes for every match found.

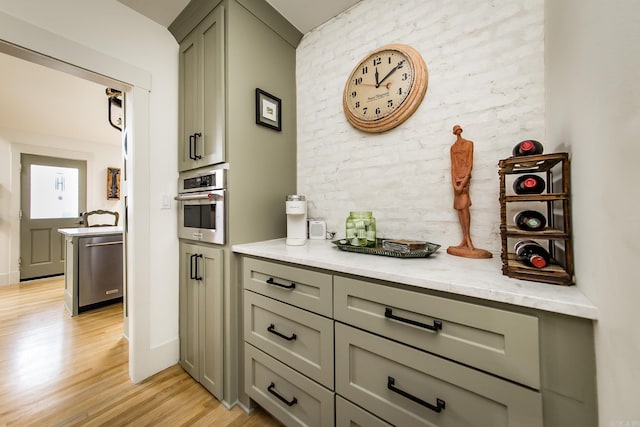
[0,277,282,426]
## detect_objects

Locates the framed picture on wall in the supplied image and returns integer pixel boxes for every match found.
[107,167,121,200]
[255,88,282,131]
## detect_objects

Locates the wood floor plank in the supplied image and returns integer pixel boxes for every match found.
[0,277,282,426]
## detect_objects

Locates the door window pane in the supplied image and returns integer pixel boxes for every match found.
[30,165,79,219]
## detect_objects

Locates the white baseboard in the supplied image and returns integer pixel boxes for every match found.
[0,270,21,286]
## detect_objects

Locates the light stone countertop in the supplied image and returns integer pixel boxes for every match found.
[58,226,123,237]
[232,238,598,320]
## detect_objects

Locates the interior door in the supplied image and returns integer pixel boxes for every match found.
[20,154,87,281]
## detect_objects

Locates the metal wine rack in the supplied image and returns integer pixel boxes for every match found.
[498,152,575,285]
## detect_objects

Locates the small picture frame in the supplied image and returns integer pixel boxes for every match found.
[107,167,121,200]
[255,88,281,131]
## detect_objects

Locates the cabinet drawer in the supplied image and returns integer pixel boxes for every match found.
[244,343,334,427]
[335,323,542,427]
[244,290,334,388]
[336,395,392,427]
[334,276,540,388]
[243,258,333,316]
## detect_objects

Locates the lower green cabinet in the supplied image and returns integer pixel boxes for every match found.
[179,241,223,399]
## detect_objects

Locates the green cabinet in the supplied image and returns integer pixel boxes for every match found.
[179,242,224,399]
[239,255,596,427]
[178,5,225,171]
[171,0,300,408]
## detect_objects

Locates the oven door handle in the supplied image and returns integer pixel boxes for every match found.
[174,193,223,202]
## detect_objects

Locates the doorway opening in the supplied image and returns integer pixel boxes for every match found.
[0,39,139,379]
[20,154,87,281]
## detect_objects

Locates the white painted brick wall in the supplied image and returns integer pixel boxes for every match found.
[296,0,544,253]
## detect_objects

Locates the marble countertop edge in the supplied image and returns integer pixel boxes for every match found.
[58,226,123,237]
[232,238,598,320]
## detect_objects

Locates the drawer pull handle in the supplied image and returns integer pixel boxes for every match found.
[267,324,297,341]
[266,277,296,289]
[387,376,446,413]
[384,307,443,332]
[267,382,298,407]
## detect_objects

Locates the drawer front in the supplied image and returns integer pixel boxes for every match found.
[243,258,333,316]
[245,343,334,427]
[335,323,543,427]
[244,290,334,388]
[334,276,540,388]
[336,395,392,427]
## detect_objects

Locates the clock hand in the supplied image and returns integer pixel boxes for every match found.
[358,83,392,88]
[377,60,405,87]
[375,67,379,86]
[358,82,392,89]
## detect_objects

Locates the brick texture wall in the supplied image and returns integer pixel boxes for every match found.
[296,0,544,253]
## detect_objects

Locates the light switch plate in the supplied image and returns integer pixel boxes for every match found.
[161,193,171,209]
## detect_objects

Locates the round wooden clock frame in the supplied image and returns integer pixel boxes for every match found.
[343,44,428,133]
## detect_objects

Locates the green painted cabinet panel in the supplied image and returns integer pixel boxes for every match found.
[244,343,335,427]
[336,396,392,427]
[243,257,333,317]
[335,323,543,427]
[334,276,540,389]
[179,242,224,399]
[178,5,225,171]
[244,290,334,388]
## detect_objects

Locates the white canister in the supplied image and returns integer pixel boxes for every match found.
[286,195,307,245]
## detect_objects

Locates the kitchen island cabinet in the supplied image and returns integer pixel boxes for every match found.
[233,238,598,427]
[58,227,123,316]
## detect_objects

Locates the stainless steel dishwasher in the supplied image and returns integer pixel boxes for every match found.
[78,234,123,308]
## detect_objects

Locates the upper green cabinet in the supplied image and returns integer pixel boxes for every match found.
[178,5,226,171]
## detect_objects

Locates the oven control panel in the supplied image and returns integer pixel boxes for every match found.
[179,166,226,193]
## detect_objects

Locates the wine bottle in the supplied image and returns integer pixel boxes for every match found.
[514,210,546,231]
[513,174,545,194]
[514,240,550,268]
[512,140,543,157]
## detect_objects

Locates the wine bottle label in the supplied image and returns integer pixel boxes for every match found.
[525,218,541,228]
[529,254,547,268]
[520,140,534,152]
[513,140,543,157]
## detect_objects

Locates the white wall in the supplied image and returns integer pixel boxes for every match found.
[297,0,545,253]
[298,0,640,422]
[546,0,640,424]
[0,0,180,382]
[0,127,122,285]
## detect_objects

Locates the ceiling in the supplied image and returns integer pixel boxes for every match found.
[0,53,123,146]
[0,0,360,147]
[117,0,360,33]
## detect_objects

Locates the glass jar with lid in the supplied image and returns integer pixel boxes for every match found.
[345,211,376,247]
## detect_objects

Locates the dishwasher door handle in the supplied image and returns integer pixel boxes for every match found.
[85,241,123,248]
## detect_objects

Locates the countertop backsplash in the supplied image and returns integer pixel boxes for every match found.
[296,0,545,254]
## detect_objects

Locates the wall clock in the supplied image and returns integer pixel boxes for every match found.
[343,44,428,133]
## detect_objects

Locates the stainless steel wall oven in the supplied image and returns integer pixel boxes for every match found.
[175,167,226,244]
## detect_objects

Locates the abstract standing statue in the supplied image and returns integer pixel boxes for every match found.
[447,125,492,259]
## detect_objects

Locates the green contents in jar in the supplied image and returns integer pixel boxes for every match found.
[345,211,376,247]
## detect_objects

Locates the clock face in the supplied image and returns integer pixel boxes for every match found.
[343,44,428,133]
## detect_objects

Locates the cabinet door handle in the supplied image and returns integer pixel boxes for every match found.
[190,254,203,281]
[267,323,297,341]
[267,382,298,407]
[189,254,196,279]
[384,307,442,332]
[188,134,195,160]
[387,376,446,413]
[266,277,296,290]
[193,132,202,160]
